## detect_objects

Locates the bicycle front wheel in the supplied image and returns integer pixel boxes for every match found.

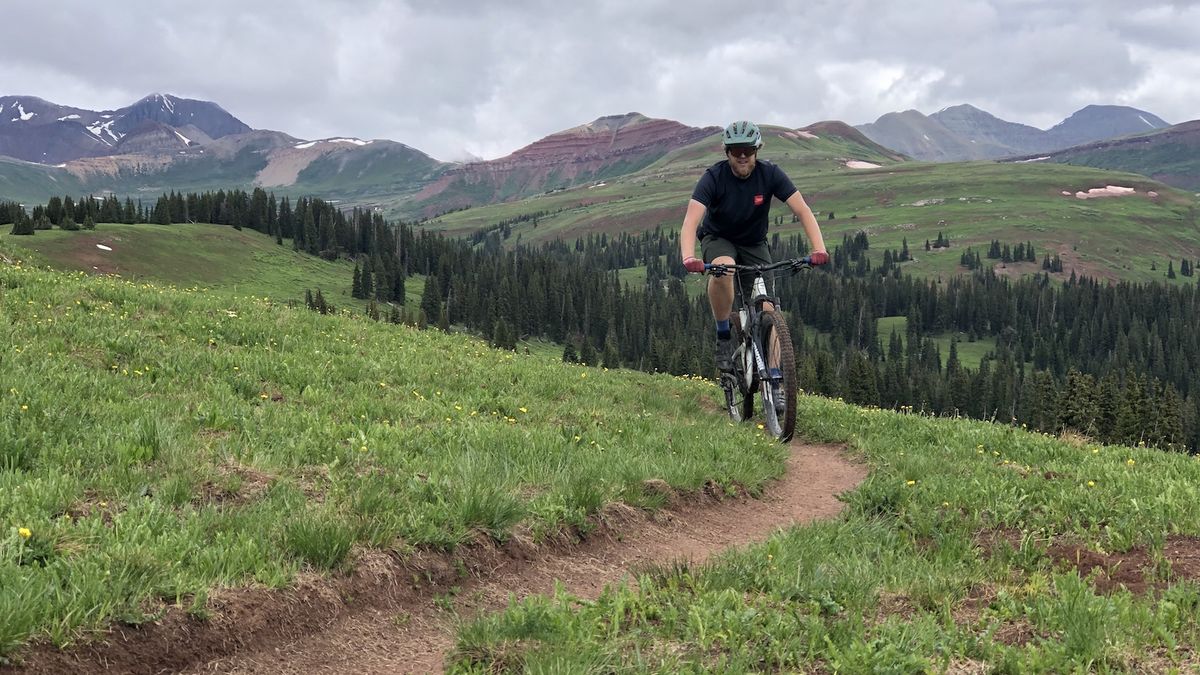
[757,310,797,442]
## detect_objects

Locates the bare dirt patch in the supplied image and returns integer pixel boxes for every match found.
[980,529,1200,596]
[4,442,864,675]
[254,146,329,187]
[1047,535,1200,595]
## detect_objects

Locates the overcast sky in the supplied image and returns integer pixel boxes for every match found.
[5,0,1199,161]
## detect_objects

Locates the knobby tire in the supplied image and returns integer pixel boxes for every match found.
[758,310,797,442]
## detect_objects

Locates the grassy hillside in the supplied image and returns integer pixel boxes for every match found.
[427,131,1200,285]
[1021,120,1200,193]
[0,223,356,307]
[451,396,1200,672]
[0,243,778,657]
[0,157,86,205]
[6,237,1200,670]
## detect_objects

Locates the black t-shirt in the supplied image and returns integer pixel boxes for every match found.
[691,159,797,245]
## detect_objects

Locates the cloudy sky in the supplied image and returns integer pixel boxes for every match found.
[5,0,1199,161]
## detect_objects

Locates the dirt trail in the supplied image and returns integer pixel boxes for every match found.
[11,442,865,675]
[192,442,863,674]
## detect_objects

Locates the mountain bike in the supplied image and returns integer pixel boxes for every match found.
[702,257,812,442]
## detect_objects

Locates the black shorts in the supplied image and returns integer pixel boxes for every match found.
[700,235,773,300]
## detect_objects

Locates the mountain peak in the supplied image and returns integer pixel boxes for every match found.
[1046,105,1170,147]
[569,112,651,135]
[934,104,994,119]
[858,103,1173,162]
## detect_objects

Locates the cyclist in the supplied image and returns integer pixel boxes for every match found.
[679,120,830,373]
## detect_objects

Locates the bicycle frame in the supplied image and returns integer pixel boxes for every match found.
[737,274,775,391]
[702,257,812,440]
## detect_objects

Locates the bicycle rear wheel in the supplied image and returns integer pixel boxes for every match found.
[757,310,797,442]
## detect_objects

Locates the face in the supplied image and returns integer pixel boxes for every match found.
[726,145,757,178]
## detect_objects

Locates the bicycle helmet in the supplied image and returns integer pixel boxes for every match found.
[723,120,762,148]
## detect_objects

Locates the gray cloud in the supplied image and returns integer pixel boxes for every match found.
[2,0,1197,160]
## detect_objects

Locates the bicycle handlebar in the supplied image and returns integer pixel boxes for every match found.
[700,257,813,276]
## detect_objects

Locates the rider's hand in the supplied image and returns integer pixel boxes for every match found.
[683,256,706,273]
[809,251,830,266]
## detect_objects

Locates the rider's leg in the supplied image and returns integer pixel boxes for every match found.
[706,255,736,322]
[700,236,739,372]
[708,255,737,371]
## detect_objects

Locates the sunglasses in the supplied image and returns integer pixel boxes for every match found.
[726,146,757,158]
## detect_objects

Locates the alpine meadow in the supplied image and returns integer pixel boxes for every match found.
[3,97,1200,671]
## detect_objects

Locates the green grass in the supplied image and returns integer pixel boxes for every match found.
[1,223,358,308]
[877,315,995,369]
[448,398,1200,673]
[0,241,785,657]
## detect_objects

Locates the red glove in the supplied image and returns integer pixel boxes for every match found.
[809,251,830,266]
[683,256,706,273]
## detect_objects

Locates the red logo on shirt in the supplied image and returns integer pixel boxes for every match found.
[753,194,764,206]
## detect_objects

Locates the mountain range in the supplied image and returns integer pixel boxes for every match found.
[1,94,1196,220]
[854,104,1171,162]
[0,93,250,163]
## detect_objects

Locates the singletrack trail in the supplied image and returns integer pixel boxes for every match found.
[190,442,864,674]
[11,442,865,675]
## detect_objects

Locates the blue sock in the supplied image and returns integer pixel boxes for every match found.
[716,319,731,340]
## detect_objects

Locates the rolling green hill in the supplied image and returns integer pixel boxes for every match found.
[1014,119,1200,192]
[427,125,1200,285]
[0,157,86,204]
[0,222,358,308]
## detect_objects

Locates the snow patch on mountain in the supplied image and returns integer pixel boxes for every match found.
[58,114,81,121]
[9,102,36,122]
[87,119,122,145]
[293,138,371,149]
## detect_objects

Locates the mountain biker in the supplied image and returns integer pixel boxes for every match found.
[678,120,830,373]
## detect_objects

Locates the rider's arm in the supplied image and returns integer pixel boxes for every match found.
[679,198,708,260]
[784,191,827,254]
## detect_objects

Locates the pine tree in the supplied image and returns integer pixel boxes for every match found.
[492,318,516,350]
[602,337,621,369]
[844,350,879,405]
[9,214,34,235]
[351,264,363,299]
[360,261,374,298]
[580,338,597,366]
[420,275,442,327]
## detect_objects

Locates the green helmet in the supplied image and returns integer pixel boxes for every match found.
[723,120,762,148]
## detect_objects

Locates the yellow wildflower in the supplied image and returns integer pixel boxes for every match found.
[18,527,31,539]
